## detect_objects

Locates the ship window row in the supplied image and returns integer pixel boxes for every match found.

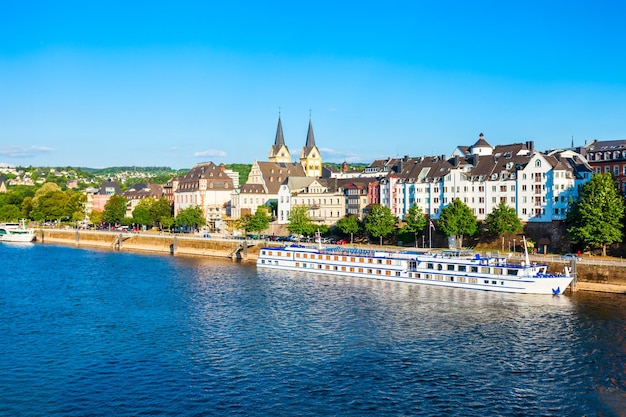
[292,262,395,276]
[412,273,499,286]
[424,262,520,276]
[294,253,393,265]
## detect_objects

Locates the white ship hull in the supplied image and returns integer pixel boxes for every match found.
[0,223,36,243]
[257,245,573,295]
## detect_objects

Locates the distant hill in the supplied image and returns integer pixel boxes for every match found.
[80,166,180,175]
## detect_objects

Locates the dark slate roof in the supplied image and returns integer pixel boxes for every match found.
[99,180,121,195]
[240,183,267,194]
[177,161,234,191]
[552,153,593,179]
[301,118,317,155]
[270,116,288,156]
[123,183,164,199]
[365,157,405,175]
[256,161,306,194]
[586,139,626,151]
[334,177,378,191]
[471,133,492,149]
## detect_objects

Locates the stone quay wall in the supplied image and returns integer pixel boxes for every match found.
[37,229,261,261]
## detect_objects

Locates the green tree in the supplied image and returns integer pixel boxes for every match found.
[21,196,33,219]
[30,190,69,222]
[437,198,478,248]
[175,205,205,231]
[485,201,523,238]
[247,206,271,234]
[64,189,86,222]
[150,197,172,228]
[160,215,175,232]
[400,203,427,247]
[89,209,103,226]
[336,215,360,244]
[287,205,315,239]
[132,199,153,226]
[567,172,625,256]
[0,204,22,221]
[32,182,62,207]
[364,204,397,245]
[102,195,128,225]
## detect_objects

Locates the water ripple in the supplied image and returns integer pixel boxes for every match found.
[1,244,625,416]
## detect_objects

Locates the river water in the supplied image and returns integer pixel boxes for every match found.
[1,243,625,416]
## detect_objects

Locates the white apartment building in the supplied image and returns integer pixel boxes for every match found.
[173,162,234,232]
[377,134,592,223]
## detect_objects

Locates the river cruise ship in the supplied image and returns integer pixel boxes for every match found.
[257,243,573,295]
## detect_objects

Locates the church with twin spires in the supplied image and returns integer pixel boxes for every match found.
[268,115,322,177]
[230,115,323,219]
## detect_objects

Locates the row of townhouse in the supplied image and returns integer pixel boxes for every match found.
[378,134,593,222]
[580,139,626,194]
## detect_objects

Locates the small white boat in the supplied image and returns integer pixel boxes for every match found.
[257,237,574,295]
[0,221,36,243]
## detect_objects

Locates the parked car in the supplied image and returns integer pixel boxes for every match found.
[561,253,581,260]
[336,239,348,245]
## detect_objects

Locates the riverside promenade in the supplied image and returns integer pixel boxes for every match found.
[37,229,262,261]
[36,229,626,293]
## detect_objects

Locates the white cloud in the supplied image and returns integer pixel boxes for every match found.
[0,146,55,158]
[319,147,363,162]
[193,149,227,158]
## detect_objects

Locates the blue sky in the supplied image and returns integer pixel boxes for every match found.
[1,1,626,169]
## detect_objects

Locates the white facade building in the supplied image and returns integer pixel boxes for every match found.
[376,134,592,223]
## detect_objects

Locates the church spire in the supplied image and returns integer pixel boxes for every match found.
[268,114,291,163]
[305,116,316,149]
[274,116,285,147]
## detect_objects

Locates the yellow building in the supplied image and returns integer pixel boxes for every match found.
[300,118,322,177]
